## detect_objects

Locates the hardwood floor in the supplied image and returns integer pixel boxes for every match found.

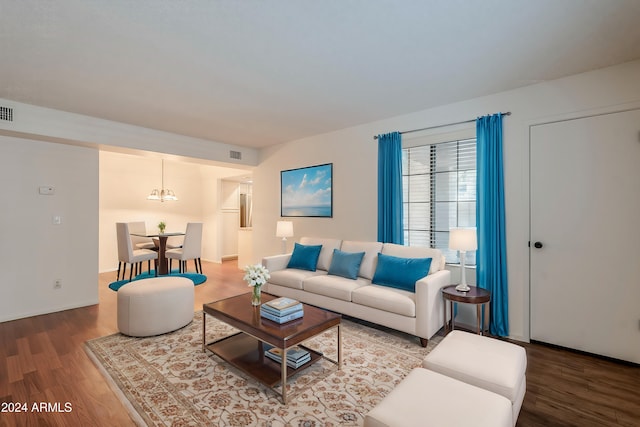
[517,341,639,426]
[1,260,638,426]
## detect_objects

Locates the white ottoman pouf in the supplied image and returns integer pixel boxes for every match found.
[117,277,194,337]
[364,368,512,427]
[422,330,527,426]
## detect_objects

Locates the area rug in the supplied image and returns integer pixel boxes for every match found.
[85,312,442,426]
[108,270,207,291]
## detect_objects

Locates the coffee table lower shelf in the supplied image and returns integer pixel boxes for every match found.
[205,332,324,388]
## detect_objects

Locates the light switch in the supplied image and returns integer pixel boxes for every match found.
[39,186,55,195]
[53,216,61,225]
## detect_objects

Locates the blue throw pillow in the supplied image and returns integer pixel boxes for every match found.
[287,243,323,271]
[328,249,366,280]
[372,253,432,292]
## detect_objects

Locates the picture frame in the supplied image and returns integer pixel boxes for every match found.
[281,163,333,217]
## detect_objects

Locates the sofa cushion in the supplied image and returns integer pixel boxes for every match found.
[340,240,383,280]
[372,253,432,292]
[381,243,444,274]
[268,268,327,290]
[303,275,369,302]
[287,243,322,271]
[300,237,342,271]
[352,285,416,317]
[327,249,365,280]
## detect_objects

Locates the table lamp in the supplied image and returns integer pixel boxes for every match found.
[449,228,477,292]
[276,221,294,254]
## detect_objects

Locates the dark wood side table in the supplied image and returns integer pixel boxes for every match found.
[442,285,491,336]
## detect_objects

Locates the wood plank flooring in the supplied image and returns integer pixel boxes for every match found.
[1,260,638,426]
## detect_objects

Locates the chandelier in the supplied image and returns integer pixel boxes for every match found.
[147,159,178,202]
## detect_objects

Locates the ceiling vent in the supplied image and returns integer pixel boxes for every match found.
[229,150,242,160]
[0,106,14,122]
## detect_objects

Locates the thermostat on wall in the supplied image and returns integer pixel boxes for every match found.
[39,186,55,195]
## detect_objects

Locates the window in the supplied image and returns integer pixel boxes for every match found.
[402,138,476,265]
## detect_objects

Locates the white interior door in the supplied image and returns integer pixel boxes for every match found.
[530,109,640,364]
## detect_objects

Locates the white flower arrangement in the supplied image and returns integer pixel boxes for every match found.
[243,264,270,287]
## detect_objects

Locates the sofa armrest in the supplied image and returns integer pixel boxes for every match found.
[414,269,451,340]
[262,254,291,273]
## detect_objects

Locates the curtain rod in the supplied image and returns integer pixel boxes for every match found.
[373,111,511,140]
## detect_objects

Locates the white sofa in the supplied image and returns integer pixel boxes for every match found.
[262,237,451,346]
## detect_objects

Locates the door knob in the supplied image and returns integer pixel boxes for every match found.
[534,241,543,249]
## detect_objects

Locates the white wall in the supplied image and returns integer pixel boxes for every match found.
[0,99,259,167]
[99,151,250,272]
[3,60,639,332]
[0,136,98,322]
[253,59,640,342]
[255,128,378,249]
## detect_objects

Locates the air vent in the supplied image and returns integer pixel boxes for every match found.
[0,106,13,122]
[229,150,242,160]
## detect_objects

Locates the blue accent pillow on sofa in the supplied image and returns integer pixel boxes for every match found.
[287,243,323,271]
[328,249,366,279]
[372,253,432,292]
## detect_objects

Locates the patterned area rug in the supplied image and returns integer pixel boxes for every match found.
[85,311,442,426]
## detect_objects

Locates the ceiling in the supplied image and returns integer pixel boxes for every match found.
[2,0,640,149]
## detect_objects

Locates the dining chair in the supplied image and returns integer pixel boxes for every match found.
[166,222,203,274]
[128,221,156,250]
[165,235,184,249]
[116,222,159,281]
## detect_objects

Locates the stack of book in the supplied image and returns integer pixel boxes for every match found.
[260,297,304,324]
[264,345,311,369]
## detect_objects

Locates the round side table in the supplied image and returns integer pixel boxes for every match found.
[442,285,491,335]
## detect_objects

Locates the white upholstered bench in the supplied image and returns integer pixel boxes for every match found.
[365,330,527,427]
[364,367,512,427]
[117,276,194,337]
[422,330,527,425]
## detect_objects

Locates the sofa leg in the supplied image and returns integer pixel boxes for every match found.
[420,338,428,347]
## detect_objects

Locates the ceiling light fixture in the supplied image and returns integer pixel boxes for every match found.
[148,159,178,202]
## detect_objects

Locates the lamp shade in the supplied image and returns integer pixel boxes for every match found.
[449,228,477,251]
[276,221,294,238]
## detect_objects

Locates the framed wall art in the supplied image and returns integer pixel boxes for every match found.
[281,163,333,217]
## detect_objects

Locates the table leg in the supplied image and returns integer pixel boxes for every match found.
[337,324,342,369]
[258,341,264,363]
[281,348,288,404]
[157,236,169,275]
[443,295,447,334]
[485,302,490,335]
[450,301,455,331]
[476,305,481,335]
[202,312,206,352]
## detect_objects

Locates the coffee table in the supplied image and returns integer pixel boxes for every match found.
[202,293,342,404]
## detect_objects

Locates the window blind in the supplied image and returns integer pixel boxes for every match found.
[402,138,476,265]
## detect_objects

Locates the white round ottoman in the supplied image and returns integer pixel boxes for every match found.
[117,277,194,337]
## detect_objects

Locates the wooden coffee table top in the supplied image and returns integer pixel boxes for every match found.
[203,292,341,349]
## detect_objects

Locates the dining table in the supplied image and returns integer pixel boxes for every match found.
[131,231,185,275]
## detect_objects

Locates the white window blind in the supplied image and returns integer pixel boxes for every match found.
[402,138,476,265]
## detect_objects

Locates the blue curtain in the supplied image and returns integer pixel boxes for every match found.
[377,132,404,244]
[476,114,509,336]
